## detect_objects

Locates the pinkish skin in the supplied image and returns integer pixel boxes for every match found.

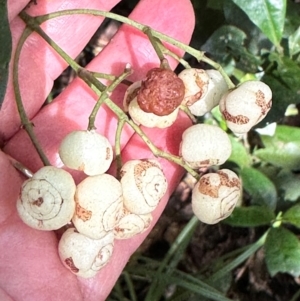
[0,0,195,300]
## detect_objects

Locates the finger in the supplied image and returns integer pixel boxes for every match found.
[7,0,28,22]
[1,0,121,142]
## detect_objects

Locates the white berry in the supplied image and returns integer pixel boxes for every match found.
[188,69,228,116]
[192,169,241,224]
[178,68,209,105]
[180,124,232,169]
[123,80,141,112]
[219,80,272,134]
[120,159,168,215]
[58,228,114,278]
[114,208,152,239]
[16,166,76,230]
[128,97,179,128]
[72,174,123,240]
[59,130,113,176]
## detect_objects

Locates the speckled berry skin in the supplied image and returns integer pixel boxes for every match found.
[192,169,241,224]
[180,124,232,169]
[219,80,272,134]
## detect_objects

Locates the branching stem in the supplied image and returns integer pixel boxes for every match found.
[87,65,132,131]
[33,9,234,88]
[17,9,209,178]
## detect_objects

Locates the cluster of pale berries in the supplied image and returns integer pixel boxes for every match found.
[16,66,272,278]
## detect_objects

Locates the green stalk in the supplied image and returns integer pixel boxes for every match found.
[145,216,199,301]
[87,64,132,130]
[32,9,234,88]
[19,9,201,179]
[123,271,138,301]
[115,118,126,180]
[19,11,81,74]
[208,230,269,283]
[143,26,170,68]
[12,26,50,166]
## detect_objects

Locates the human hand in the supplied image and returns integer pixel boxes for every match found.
[0,0,195,300]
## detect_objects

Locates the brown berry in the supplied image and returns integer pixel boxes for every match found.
[137,68,185,116]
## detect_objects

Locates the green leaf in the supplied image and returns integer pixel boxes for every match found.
[224,206,275,227]
[240,167,277,210]
[232,0,287,46]
[283,204,300,227]
[255,125,300,170]
[272,125,300,142]
[0,1,12,107]
[228,136,250,168]
[274,169,300,202]
[202,25,261,73]
[269,53,300,92]
[289,26,300,57]
[259,74,298,125]
[265,227,300,277]
[284,0,300,38]
[255,144,300,170]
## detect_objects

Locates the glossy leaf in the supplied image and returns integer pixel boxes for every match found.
[224,206,275,227]
[232,0,287,46]
[240,167,277,210]
[269,53,300,92]
[265,227,300,277]
[259,75,298,125]
[224,0,271,55]
[255,125,300,170]
[274,169,300,202]
[289,26,300,57]
[0,1,12,107]
[271,125,300,143]
[284,0,300,38]
[283,204,300,227]
[202,25,260,73]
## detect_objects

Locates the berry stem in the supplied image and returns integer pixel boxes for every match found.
[143,27,170,69]
[7,155,34,178]
[91,71,133,87]
[12,25,51,166]
[162,48,191,69]
[115,118,126,180]
[179,105,197,123]
[201,56,235,90]
[129,124,200,180]
[87,64,132,131]
[19,11,82,75]
[19,9,202,180]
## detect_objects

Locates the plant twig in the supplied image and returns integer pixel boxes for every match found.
[12,26,51,166]
[115,118,126,180]
[19,9,201,179]
[143,27,170,69]
[32,9,234,87]
[86,64,132,131]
